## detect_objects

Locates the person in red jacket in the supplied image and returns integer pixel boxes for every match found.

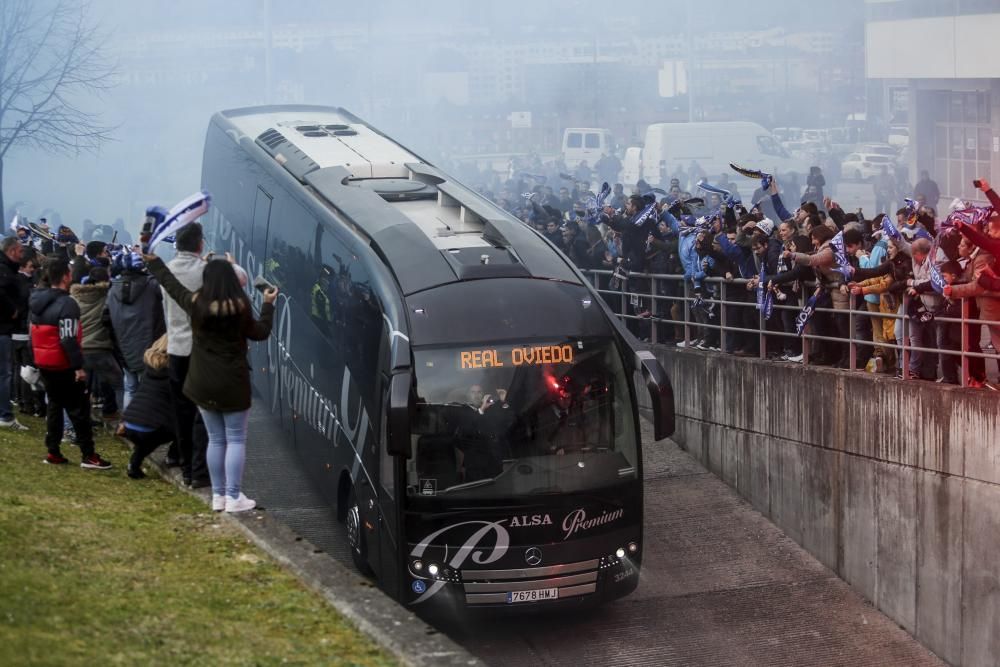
[29,257,111,468]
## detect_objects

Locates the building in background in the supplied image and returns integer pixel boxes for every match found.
[866,0,1000,202]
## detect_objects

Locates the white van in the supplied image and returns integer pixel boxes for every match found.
[562,128,615,169]
[621,121,811,187]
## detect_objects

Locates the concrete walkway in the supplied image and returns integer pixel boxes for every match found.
[233,408,943,666]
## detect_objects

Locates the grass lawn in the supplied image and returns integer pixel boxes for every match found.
[0,414,395,667]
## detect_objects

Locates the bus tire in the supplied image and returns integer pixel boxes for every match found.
[346,489,373,577]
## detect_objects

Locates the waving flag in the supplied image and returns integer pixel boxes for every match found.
[595,182,611,208]
[795,294,819,336]
[148,191,212,252]
[830,231,854,280]
[9,213,20,233]
[944,206,993,229]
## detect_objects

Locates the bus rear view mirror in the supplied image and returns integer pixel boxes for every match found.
[387,371,413,458]
[636,351,675,440]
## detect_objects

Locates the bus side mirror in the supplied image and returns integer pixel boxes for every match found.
[387,371,412,458]
[636,351,675,440]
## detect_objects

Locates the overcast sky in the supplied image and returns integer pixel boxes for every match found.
[6,0,867,229]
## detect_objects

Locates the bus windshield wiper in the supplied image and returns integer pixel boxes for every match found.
[439,477,496,494]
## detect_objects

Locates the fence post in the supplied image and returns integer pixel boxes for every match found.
[848,293,856,371]
[758,286,766,360]
[901,294,910,380]
[801,290,810,366]
[650,275,658,344]
[682,279,691,345]
[961,297,970,388]
[719,280,727,352]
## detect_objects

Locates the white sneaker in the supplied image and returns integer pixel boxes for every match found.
[787,353,804,363]
[677,339,700,349]
[212,494,227,512]
[225,493,256,513]
[0,418,28,431]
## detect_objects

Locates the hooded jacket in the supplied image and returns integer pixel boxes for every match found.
[70,282,114,352]
[122,363,174,432]
[29,288,84,371]
[162,251,206,357]
[106,272,165,372]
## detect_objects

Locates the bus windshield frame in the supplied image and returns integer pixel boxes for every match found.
[405,336,638,500]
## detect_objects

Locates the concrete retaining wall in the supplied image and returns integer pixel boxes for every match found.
[654,347,1000,667]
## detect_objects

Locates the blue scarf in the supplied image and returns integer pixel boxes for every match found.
[755,262,774,320]
[829,232,854,280]
[795,294,819,336]
[881,215,902,241]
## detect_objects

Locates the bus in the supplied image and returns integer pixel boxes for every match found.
[199,105,674,612]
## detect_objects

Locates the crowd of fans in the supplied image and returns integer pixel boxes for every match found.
[0,218,276,512]
[1,158,994,494]
[463,157,998,387]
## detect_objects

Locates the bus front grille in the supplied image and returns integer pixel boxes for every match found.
[460,558,600,604]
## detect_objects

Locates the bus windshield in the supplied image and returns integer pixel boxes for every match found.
[406,338,638,499]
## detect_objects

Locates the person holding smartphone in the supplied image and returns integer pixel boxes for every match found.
[144,249,278,512]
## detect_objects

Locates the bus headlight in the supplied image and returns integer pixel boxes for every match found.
[628,542,639,554]
[615,547,626,559]
[412,560,424,572]
[427,563,440,576]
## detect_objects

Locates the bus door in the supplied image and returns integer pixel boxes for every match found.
[249,186,274,413]
[376,371,401,599]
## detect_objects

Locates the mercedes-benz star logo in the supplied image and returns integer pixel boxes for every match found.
[524,547,542,566]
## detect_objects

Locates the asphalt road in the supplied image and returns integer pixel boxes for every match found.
[241,409,943,666]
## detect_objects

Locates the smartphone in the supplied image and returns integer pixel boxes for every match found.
[973,179,983,189]
[253,275,275,293]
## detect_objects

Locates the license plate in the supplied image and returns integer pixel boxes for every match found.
[507,588,559,603]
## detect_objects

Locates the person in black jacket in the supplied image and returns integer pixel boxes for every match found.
[29,257,111,468]
[769,234,814,361]
[12,249,45,417]
[105,252,165,407]
[560,222,591,269]
[0,237,28,430]
[116,334,176,479]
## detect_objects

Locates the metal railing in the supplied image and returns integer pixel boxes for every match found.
[581,269,1000,389]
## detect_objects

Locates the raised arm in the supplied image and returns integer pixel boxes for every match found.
[144,255,195,314]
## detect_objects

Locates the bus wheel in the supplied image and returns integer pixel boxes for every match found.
[346,490,373,576]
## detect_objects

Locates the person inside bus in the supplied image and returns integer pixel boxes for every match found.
[455,384,514,483]
[538,376,586,456]
[143,248,277,513]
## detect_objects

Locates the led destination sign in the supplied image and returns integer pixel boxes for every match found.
[459,345,575,369]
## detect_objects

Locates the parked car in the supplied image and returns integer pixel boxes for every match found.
[841,153,896,181]
[856,143,898,158]
[888,126,910,148]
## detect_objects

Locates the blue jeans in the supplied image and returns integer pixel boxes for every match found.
[198,407,250,498]
[0,335,12,421]
[122,369,140,409]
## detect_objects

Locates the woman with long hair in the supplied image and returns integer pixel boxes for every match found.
[145,252,276,512]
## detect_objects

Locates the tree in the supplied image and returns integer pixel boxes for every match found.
[0,0,116,228]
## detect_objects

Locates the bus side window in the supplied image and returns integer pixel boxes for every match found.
[265,198,319,304]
